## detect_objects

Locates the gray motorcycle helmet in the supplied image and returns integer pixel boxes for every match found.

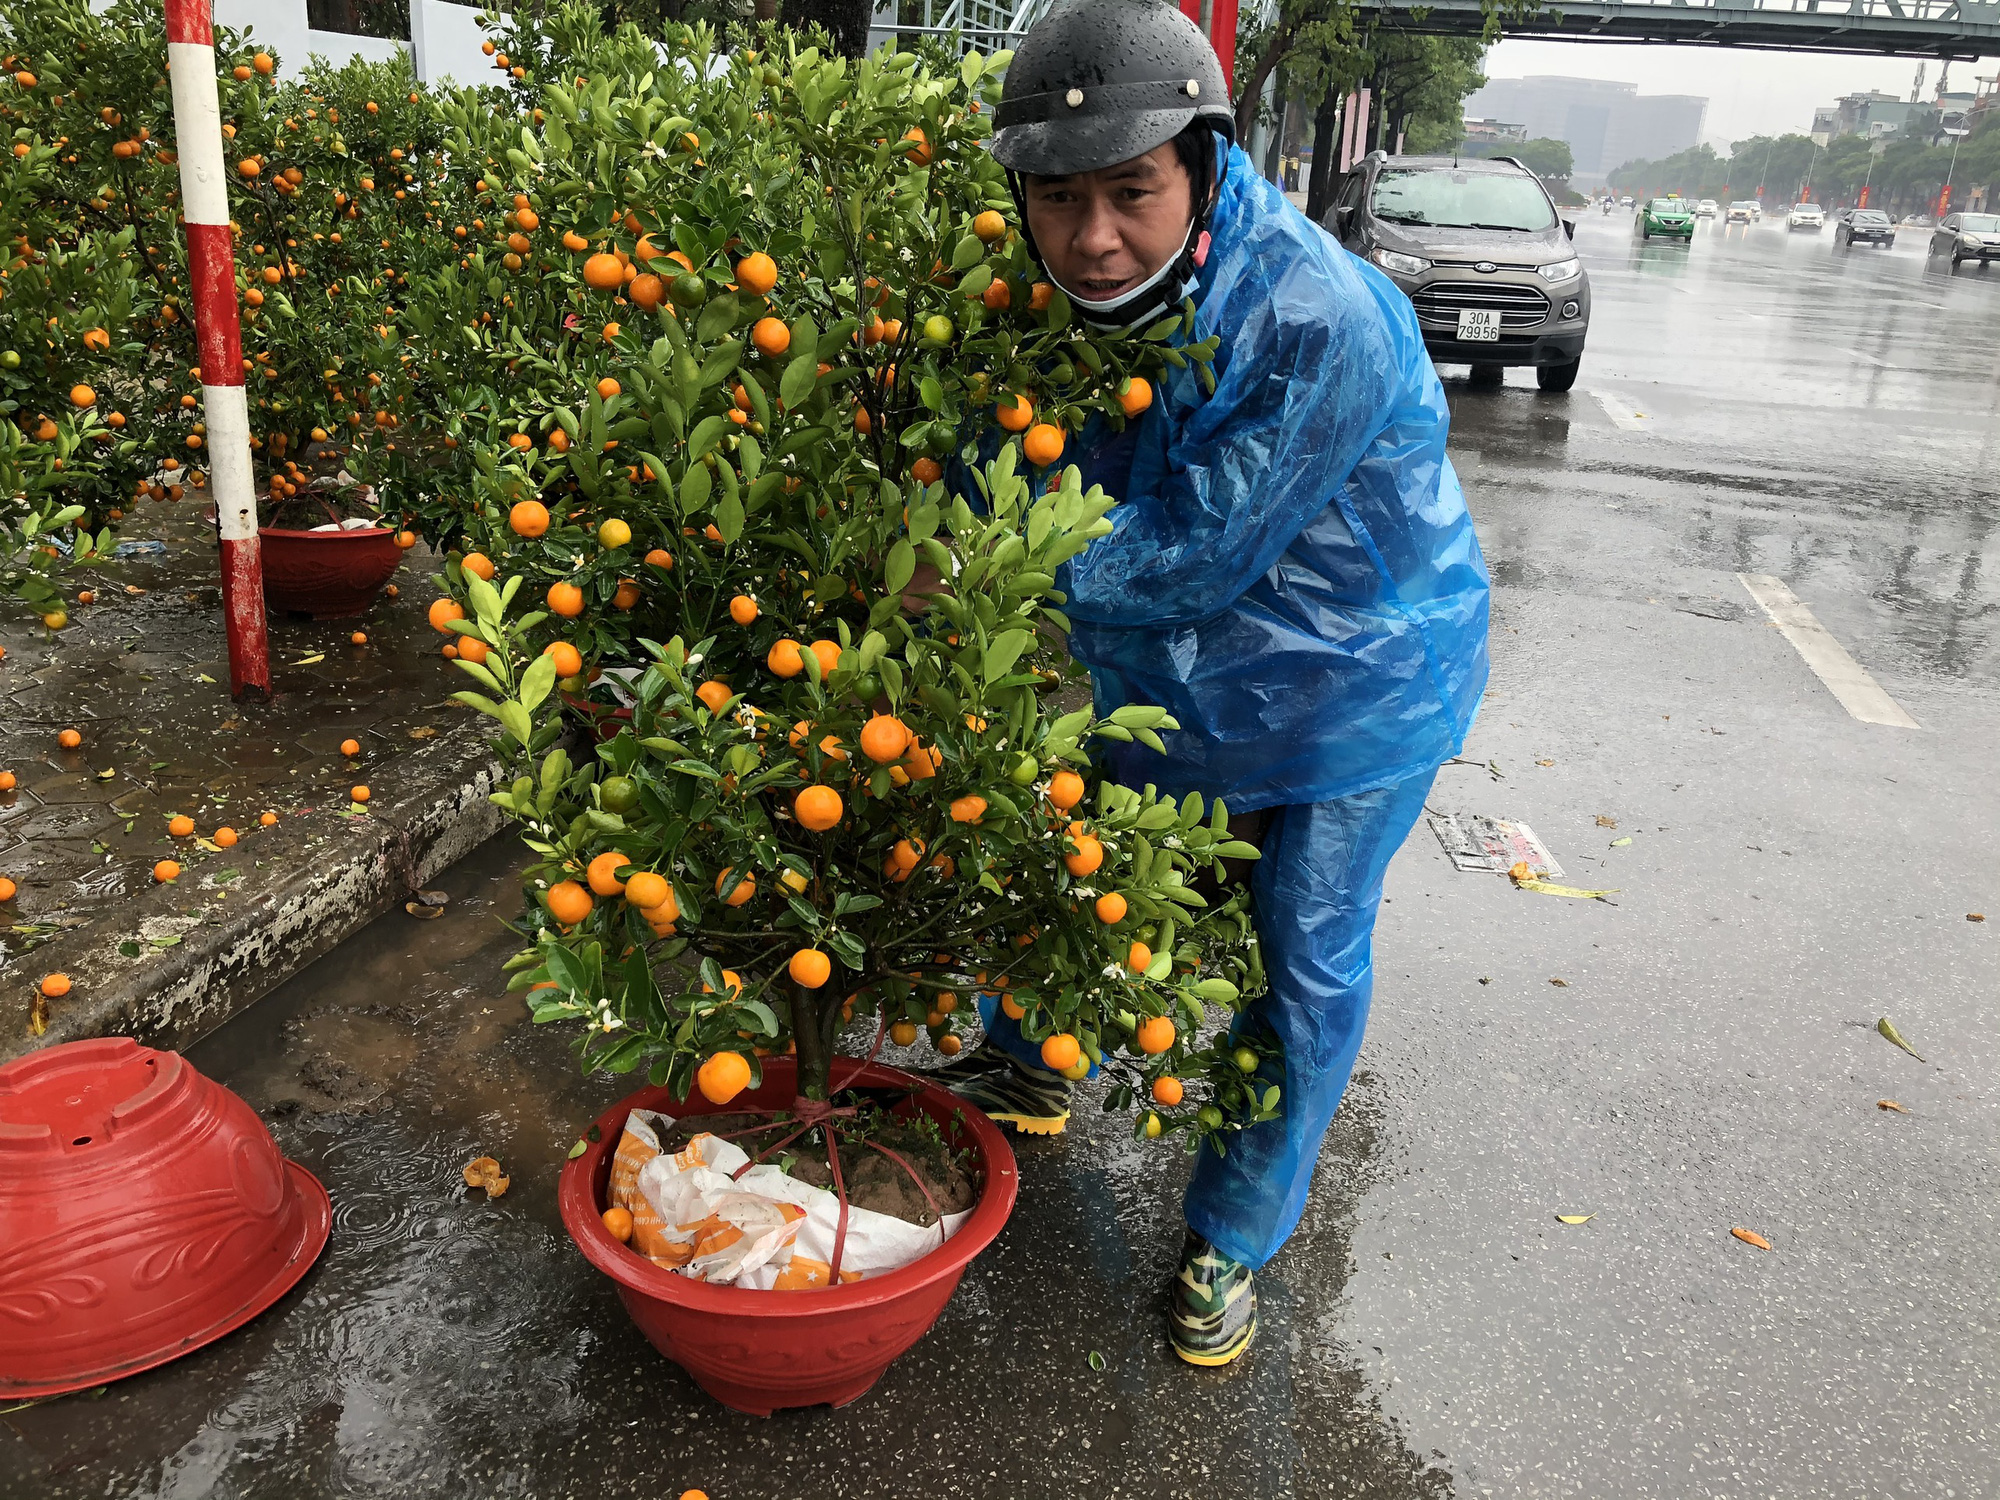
[989,0,1234,177]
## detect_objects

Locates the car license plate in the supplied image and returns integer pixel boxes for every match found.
[1457,309,1501,342]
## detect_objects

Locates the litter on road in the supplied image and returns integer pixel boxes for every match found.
[1428,810,1564,878]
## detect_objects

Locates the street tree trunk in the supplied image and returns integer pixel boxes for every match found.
[784,0,872,56]
[1234,23,1297,141]
[1304,84,1343,225]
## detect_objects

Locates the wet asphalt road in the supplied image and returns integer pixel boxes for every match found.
[4,212,1995,1500]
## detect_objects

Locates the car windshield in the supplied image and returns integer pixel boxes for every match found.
[1853,211,1890,224]
[1796,204,1822,213]
[1371,169,1556,231]
[1731,201,1757,209]
[1650,199,1688,213]
[1961,214,2000,232]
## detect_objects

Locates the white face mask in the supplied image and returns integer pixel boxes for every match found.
[1050,222,1210,329]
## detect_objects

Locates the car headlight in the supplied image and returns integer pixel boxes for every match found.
[1372,248,1430,277]
[1963,234,1981,247]
[1536,258,1581,283]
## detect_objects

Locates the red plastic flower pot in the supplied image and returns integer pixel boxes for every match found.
[258,525,402,618]
[0,1038,330,1399]
[558,1057,1018,1416]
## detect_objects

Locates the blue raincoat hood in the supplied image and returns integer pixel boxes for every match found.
[1058,145,1490,810]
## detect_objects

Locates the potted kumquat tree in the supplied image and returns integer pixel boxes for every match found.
[399,12,1276,1410]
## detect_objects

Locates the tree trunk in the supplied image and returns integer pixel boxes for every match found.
[1304,85,1343,225]
[756,0,778,18]
[1233,23,1296,141]
[786,980,839,1101]
[783,0,872,56]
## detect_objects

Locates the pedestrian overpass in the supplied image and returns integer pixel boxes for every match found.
[1356,0,2000,62]
[871,0,2000,63]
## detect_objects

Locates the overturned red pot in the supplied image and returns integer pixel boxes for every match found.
[0,1038,330,1398]
[557,1057,1017,1416]
[259,524,402,618]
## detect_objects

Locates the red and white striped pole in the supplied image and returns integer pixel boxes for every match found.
[165,0,270,699]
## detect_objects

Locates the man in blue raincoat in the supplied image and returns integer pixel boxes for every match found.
[942,0,1490,1367]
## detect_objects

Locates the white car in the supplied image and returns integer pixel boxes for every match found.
[1619,195,1633,208]
[1788,203,1825,231]
[1696,199,1720,217]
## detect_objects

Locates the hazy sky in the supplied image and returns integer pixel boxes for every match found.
[1483,38,1985,151]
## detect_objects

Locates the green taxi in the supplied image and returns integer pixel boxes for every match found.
[1638,196,1696,241]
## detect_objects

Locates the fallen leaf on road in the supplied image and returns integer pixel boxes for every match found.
[1876,1016,1926,1062]
[1087,1350,1106,1372]
[1609,836,1632,847]
[293,653,325,666]
[1595,816,1618,828]
[1508,860,1534,881]
[1877,1100,1908,1113]
[1536,759,1555,767]
[1970,913,1986,923]
[462,1156,510,1198]
[405,901,443,920]
[1556,1214,1595,1224]
[1549,977,1570,987]
[408,726,437,740]
[1477,976,1491,984]
[27,992,48,1036]
[1731,1228,1773,1251]
[1520,880,1621,901]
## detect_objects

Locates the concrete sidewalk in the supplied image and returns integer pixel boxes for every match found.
[0,508,501,1064]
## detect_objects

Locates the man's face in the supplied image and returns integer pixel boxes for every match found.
[1021,142,1192,302]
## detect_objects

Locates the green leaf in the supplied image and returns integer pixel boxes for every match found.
[715,487,744,543]
[498,701,533,746]
[688,413,728,459]
[518,653,557,712]
[982,628,1035,683]
[950,233,985,271]
[780,352,818,409]
[885,539,916,598]
[680,462,712,515]
[696,294,740,344]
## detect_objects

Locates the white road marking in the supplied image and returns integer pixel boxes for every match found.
[1736,574,1920,729]
[1850,349,1892,368]
[1593,390,1651,430]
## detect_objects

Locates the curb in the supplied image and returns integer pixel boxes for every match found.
[4,727,505,1068]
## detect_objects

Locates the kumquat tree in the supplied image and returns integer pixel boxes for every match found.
[413,9,1281,1149]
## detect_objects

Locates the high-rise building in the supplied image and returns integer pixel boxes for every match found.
[1461,76,1709,188]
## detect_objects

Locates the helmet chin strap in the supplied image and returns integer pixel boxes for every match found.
[1047,217,1209,329]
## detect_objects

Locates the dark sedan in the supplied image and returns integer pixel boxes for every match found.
[1836,209,1895,249]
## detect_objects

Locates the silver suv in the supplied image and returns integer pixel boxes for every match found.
[1325,152,1589,392]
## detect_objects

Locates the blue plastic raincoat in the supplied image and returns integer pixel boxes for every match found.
[982,144,1490,1270]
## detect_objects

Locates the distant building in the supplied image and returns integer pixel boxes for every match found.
[1463,117,1529,144]
[1461,76,1707,188]
[1817,90,1918,140]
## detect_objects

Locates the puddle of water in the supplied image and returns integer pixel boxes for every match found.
[0,839,1447,1500]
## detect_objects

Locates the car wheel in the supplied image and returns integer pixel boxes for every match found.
[1467,363,1505,388]
[1537,356,1582,393]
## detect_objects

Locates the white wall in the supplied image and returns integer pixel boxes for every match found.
[209,0,491,89]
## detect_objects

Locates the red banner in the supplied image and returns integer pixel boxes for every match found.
[1858,185,1870,208]
[1178,0,1237,80]
[1937,184,1953,218]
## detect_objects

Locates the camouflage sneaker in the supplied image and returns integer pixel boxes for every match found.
[1169,1232,1258,1367]
[931,1045,1072,1136]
